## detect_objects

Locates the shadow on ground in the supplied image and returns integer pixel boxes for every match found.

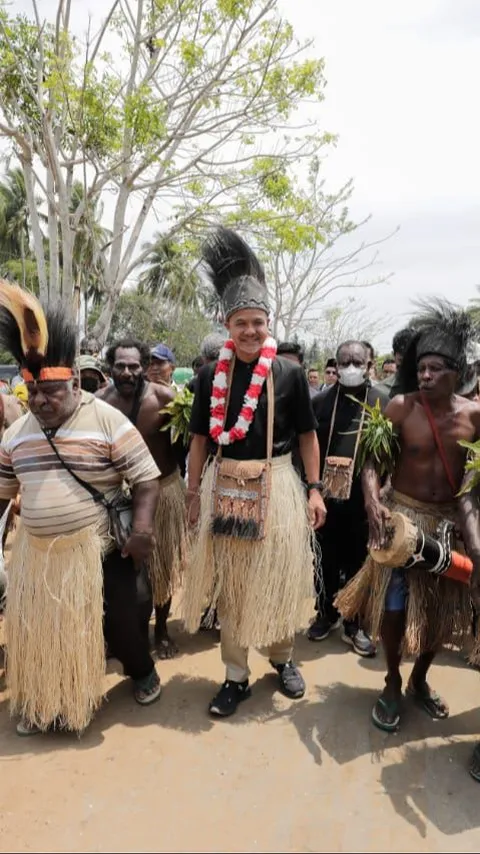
[264,680,480,837]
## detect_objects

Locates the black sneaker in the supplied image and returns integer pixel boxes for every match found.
[307,614,341,642]
[270,660,306,699]
[209,680,251,717]
[341,624,376,658]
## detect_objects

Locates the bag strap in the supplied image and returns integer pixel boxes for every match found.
[325,385,368,462]
[217,360,275,463]
[351,388,369,468]
[42,429,109,508]
[266,370,274,463]
[325,386,340,458]
[420,391,457,495]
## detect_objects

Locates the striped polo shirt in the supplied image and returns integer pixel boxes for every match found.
[0,392,160,541]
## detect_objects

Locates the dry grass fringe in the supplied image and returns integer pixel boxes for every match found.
[148,470,186,606]
[335,491,472,656]
[183,456,315,648]
[6,523,105,732]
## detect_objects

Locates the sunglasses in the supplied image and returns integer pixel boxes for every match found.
[325,369,337,376]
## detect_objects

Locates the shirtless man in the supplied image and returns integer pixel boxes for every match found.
[337,303,480,735]
[97,339,186,658]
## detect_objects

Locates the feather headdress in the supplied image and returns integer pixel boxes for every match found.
[397,299,478,393]
[202,227,269,320]
[0,279,76,381]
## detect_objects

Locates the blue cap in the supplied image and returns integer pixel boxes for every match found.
[151,343,176,364]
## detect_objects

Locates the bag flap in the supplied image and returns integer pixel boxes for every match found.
[325,456,354,468]
[216,458,266,480]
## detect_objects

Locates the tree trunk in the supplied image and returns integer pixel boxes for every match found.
[91,290,117,346]
[20,232,26,289]
[21,158,48,302]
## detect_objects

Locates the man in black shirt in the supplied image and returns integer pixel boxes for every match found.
[309,340,387,655]
[184,227,326,718]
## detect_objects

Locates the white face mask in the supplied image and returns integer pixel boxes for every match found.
[337,364,366,387]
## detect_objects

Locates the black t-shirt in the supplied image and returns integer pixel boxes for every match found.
[190,355,317,460]
[313,382,388,473]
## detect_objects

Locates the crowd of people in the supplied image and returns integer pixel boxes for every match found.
[0,226,480,784]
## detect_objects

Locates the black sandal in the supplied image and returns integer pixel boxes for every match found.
[371,695,401,732]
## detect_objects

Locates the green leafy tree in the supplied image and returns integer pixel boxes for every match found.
[138,235,199,310]
[0,167,32,286]
[91,290,212,366]
[0,0,328,342]
[232,157,395,339]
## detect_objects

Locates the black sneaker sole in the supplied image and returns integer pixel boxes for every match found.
[341,631,376,658]
[307,618,341,642]
[278,684,306,700]
[209,687,252,717]
[307,629,331,642]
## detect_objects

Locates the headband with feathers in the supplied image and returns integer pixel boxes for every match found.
[0,280,76,381]
[397,299,478,394]
[202,227,269,320]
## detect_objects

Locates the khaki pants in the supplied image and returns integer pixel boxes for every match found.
[220,618,293,682]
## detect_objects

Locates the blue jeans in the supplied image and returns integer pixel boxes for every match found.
[385,568,408,612]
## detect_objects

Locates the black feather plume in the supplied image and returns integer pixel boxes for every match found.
[37,305,77,373]
[0,302,77,377]
[202,227,265,299]
[397,298,479,393]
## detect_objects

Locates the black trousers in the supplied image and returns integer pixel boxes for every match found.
[103,550,154,681]
[315,492,368,623]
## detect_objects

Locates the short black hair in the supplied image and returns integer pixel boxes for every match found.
[192,355,204,371]
[325,357,337,369]
[392,327,414,358]
[382,357,396,368]
[105,338,151,369]
[277,341,305,364]
[361,341,375,360]
[337,340,370,361]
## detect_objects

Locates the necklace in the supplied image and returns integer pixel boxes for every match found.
[209,337,277,445]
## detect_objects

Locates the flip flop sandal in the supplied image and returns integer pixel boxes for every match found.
[16,719,42,737]
[134,671,162,706]
[406,685,449,719]
[371,696,401,732]
[469,744,480,782]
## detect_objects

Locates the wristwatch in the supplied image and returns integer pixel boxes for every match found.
[307,481,325,495]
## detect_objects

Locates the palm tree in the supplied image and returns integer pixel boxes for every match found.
[69,181,110,331]
[0,167,31,286]
[138,234,199,312]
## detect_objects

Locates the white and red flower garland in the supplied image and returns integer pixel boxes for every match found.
[209,337,277,445]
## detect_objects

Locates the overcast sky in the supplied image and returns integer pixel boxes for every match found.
[13,0,480,351]
[279,0,480,348]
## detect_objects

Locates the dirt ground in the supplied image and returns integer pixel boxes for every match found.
[0,620,480,854]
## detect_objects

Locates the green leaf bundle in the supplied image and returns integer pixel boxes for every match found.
[346,397,399,477]
[457,438,480,495]
[159,386,194,447]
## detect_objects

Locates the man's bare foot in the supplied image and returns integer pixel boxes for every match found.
[155,631,179,659]
[371,682,402,732]
[406,679,449,719]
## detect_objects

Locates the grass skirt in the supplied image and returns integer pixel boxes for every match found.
[335,491,472,655]
[148,470,186,606]
[183,455,315,648]
[5,523,105,731]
